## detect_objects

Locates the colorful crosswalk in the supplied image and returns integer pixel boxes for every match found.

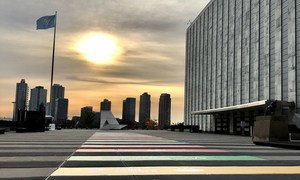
[48,131,300,179]
[2,130,300,179]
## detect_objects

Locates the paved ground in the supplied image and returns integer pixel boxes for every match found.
[0,130,96,179]
[1,130,300,179]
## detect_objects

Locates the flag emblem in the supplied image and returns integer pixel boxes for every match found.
[36,15,56,30]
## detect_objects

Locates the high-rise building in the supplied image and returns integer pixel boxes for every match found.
[54,98,68,125]
[185,0,300,135]
[139,92,151,127]
[158,93,171,129]
[50,84,65,117]
[122,97,136,123]
[29,86,47,111]
[100,99,111,111]
[13,79,28,121]
[80,106,93,127]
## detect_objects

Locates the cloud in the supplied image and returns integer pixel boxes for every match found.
[0,0,210,122]
[66,75,181,87]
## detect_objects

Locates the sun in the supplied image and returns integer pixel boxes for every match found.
[77,33,120,64]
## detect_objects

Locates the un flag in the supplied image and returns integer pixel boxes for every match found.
[36,15,56,30]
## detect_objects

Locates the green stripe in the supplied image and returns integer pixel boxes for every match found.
[68,156,265,161]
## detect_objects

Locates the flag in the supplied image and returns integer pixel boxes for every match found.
[36,15,56,30]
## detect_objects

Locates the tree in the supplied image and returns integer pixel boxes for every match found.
[145,119,158,130]
[79,111,96,129]
[122,119,139,129]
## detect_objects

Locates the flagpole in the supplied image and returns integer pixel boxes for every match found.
[50,11,57,115]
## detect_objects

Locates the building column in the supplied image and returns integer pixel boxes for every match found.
[274,0,282,100]
[288,0,296,103]
[263,0,270,100]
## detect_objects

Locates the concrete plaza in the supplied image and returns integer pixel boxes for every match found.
[0,130,300,179]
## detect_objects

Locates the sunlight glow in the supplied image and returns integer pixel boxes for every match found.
[77,33,120,64]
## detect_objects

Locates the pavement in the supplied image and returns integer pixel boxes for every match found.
[0,130,300,179]
[0,129,96,179]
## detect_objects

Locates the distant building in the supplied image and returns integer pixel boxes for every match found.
[100,99,111,111]
[50,84,65,117]
[139,92,151,128]
[122,97,136,123]
[29,86,47,111]
[158,93,171,129]
[54,98,68,125]
[13,79,28,121]
[80,106,94,128]
[100,110,126,130]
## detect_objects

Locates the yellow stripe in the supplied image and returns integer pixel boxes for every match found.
[51,166,300,176]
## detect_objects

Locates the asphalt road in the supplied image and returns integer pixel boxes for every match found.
[0,129,300,179]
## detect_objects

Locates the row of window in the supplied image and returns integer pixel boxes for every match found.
[184,0,299,128]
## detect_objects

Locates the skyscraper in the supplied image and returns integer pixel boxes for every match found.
[100,99,111,111]
[13,79,28,121]
[80,106,93,128]
[29,86,47,111]
[158,93,171,129]
[139,92,151,128]
[50,84,65,117]
[54,98,68,125]
[122,97,136,123]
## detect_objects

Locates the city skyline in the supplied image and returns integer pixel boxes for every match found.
[5,78,176,123]
[0,0,210,123]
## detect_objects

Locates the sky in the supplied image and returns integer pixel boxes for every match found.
[0,0,210,123]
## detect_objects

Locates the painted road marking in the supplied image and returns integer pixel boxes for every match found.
[68,156,264,161]
[228,150,300,153]
[87,135,174,139]
[81,145,205,148]
[87,139,168,141]
[86,139,177,142]
[51,166,300,176]
[84,142,188,145]
[76,149,226,153]
[89,135,163,138]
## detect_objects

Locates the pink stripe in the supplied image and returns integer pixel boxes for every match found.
[89,136,159,137]
[88,138,165,140]
[81,145,205,148]
[88,139,165,140]
[76,149,226,153]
